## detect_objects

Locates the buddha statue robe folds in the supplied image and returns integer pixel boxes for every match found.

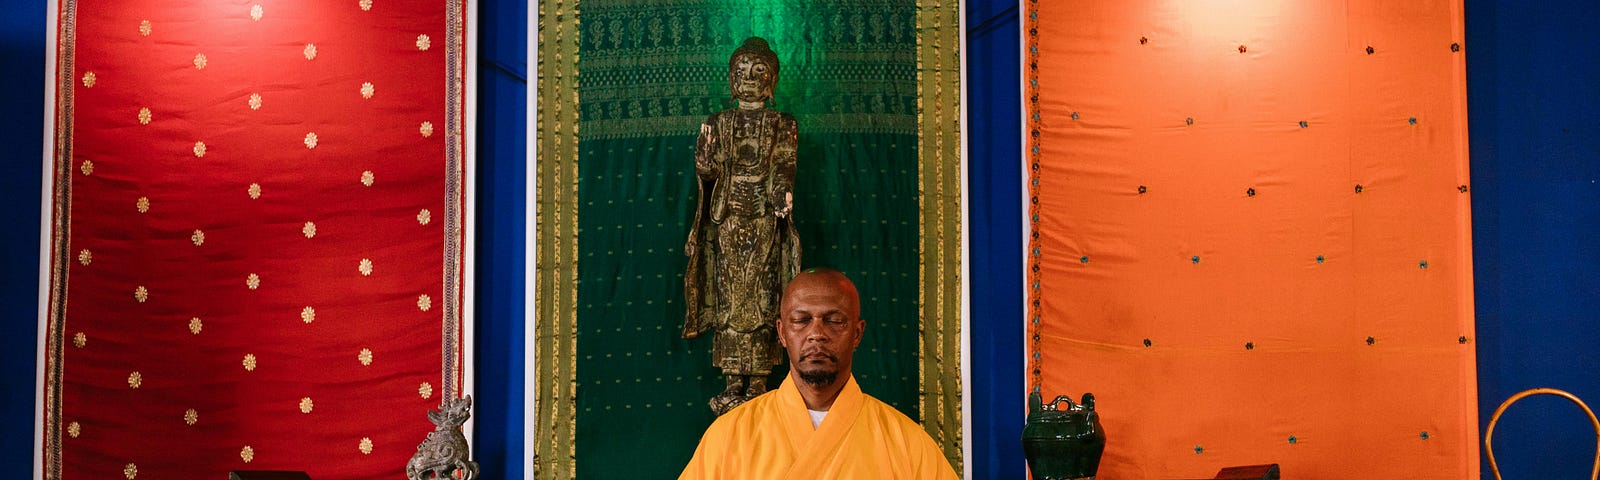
[683,37,803,415]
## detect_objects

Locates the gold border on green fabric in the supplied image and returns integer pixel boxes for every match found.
[535,1,962,475]
[534,1,580,478]
[917,0,964,472]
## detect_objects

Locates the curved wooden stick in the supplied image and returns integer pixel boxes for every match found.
[1484,388,1600,480]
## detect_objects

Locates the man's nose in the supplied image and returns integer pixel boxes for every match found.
[805,322,830,342]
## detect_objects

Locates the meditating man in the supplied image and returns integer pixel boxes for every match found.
[679,268,959,480]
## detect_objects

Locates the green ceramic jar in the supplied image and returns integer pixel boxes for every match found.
[1022,391,1106,480]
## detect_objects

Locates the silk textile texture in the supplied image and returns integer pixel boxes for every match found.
[41,1,470,479]
[576,1,918,477]
[535,0,962,478]
[1026,0,1477,477]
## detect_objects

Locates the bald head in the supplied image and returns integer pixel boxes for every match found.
[781,268,860,319]
[777,267,864,389]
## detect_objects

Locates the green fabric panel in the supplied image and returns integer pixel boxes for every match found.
[575,1,920,478]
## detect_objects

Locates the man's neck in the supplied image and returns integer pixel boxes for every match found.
[737,100,766,110]
[792,371,849,411]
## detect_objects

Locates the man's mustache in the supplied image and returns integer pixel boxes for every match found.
[801,350,837,362]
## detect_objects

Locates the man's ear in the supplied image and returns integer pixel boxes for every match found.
[775,317,788,348]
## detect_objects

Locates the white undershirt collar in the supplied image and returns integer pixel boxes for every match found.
[807,409,828,429]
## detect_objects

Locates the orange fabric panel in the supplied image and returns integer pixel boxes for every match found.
[1027,0,1476,477]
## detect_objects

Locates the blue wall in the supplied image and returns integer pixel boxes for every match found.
[965,0,1025,478]
[0,0,46,471]
[473,1,529,479]
[3,0,1598,478]
[1467,0,1600,477]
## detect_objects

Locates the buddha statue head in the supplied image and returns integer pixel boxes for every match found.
[728,37,779,106]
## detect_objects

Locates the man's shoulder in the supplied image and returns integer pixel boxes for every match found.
[858,392,931,435]
[706,389,784,431]
[858,392,960,478]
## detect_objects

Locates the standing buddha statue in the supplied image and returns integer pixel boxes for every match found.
[683,37,802,415]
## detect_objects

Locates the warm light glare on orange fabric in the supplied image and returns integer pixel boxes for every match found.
[1027,0,1476,477]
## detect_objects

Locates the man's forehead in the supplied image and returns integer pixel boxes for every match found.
[785,303,843,315]
[782,271,859,311]
[784,273,852,295]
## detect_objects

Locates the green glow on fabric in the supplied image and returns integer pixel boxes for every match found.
[574,1,922,477]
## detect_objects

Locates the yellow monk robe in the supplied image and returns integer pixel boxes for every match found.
[680,375,959,480]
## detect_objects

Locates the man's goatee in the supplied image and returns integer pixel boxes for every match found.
[799,369,838,387]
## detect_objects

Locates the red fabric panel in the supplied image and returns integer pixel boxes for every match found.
[45,1,466,478]
[1026,0,1476,477]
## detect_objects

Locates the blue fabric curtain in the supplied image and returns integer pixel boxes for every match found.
[965,0,1024,478]
[473,0,529,478]
[0,0,47,471]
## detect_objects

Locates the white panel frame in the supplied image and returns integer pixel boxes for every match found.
[524,2,540,479]
[957,0,973,478]
[35,1,61,477]
[1018,2,1033,474]
[520,2,975,477]
[460,0,481,445]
